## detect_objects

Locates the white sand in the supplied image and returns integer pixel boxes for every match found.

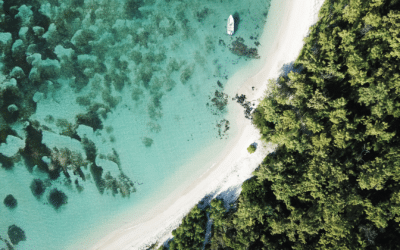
[91,0,325,249]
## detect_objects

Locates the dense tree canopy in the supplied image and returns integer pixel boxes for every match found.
[159,0,400,249]
[161,204,208,250]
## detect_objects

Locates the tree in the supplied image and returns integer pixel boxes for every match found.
[169,205,208,250]
[247,144,256,154]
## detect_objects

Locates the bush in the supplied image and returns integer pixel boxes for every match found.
[169,205,207,250]
[247,144,256,154]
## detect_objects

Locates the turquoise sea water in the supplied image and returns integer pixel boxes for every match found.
[0,0,275,249]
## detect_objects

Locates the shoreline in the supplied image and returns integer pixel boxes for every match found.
[89,0,325,249]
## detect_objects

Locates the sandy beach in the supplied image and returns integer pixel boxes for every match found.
[90,0,325,249]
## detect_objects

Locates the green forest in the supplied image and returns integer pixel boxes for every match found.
[154,0,400,249]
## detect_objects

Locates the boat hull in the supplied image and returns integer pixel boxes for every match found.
[227,15,234,35]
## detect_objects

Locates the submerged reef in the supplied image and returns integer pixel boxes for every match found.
[30,178,46,199]
[233,93,254,119]
[104,172,136,197]
[180,64,195,84]
[76,111,103,131]
[48,188,68,210]
[229,37,260,59]
[3,194,17,209]
[207,90,228,115]
[216,119,230,139]
[82,137,136,196]
[21,124,53,174]
[7,225,26,246]
[49,147,86,179]
[0,234,13,250]
[142,137,154,147]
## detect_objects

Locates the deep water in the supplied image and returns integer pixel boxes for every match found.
[0,0,271,249]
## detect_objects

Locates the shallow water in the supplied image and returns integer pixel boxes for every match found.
[0,0,272,249]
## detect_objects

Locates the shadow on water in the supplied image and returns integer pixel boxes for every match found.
[233,12,240,33]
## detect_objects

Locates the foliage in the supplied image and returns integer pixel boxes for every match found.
[168,204,208,250]
[247,144,256,154]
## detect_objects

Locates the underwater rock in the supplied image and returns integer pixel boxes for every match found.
[21,124,52,174]
[42,23,61,48]
[166,58,181,72]
[3,194,17,209]
[82,137,97,162]
[147,122,161,133]
[229,37,260,59]
[207,90,228,115]
[76,111,103,131]
[212,90,228,111]
[131,87,144,101]
[142,137,153,147]
[180,64,195,84]
[0,234,13,250]
[28,67,40,82]
[39,59,61,79]
[216,119,230,139]
[30,179,46,199]
[76,96,92,106]
[54,44,74,58]
[7,104,18,113]
[71,29,96,47]
[196,8,210,22]
[107,149,121,167]
[55,118,79,138]
[77,54,98,68]
[125,0,144,19]
[101,91,121,109]
[0,78,18,93]
[32,26,45,36]
[18,27,30,44]
[26,53,61,81]
[11,39,25,58]
[10,67,25,79]
[232,94,254,119]
[91,153,134,195]
[0,153,14,170]
[25,43,38,56]
[15,5,33,27]
[164,78,177,92]
[0,32,13,52]
[147,103,163,120]
[90,163,105,194]
[0,135,25,158]
[7,225,26,245]
[104,172,136,197]
[49,147,86,176]
[48,188,68,210]
[75,179,84,193]
[159,17,178,37]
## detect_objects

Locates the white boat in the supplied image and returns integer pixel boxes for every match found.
[227,15,234,36]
